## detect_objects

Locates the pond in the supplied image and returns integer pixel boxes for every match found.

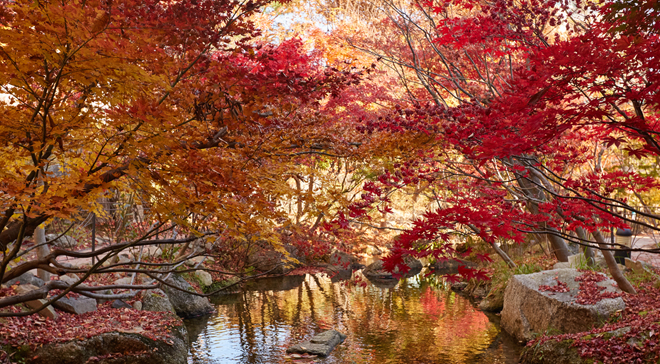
[185,271,522,364]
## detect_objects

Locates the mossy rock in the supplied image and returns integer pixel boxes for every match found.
[520,338,583,364]
[6,323,188,364]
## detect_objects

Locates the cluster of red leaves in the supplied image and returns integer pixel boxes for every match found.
[538,277,570,294]
[575,270,623,305]
[527,282,660,363]
[0,303,180,351]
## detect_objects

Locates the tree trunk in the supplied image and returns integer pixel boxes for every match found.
[576,227,596,266]
[492,242,517,268]
[593,230,636,294]
[35,226,51,282]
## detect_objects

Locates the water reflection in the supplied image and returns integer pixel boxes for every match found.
[186,273,521,364]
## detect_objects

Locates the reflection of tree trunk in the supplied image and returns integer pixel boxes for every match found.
[304,278,316,322]
[294,284,303,323]
[260,292,266,343]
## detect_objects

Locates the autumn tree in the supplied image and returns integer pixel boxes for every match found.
[0,0,370,314]
[314,0,660,294]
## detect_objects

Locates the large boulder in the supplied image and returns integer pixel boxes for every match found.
[6,272,44,287]
[142,289,175,314]
[501,268,624,343]
[248,250,290,274]
[162,275,214,318]
[194,270,213,287]
[45,234,78,249]
[26,323,188,364]
[53,297,97,315]
[363,257,422,280]
[15,284,58,320]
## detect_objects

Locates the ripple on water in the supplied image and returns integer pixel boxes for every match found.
[186,273,522,364]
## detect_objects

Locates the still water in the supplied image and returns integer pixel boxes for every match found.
[185,272,522,364]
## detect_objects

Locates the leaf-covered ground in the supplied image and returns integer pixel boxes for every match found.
[0,288,180,361]
[527,269,660,363]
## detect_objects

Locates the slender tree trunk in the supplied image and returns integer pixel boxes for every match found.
[35,225,50,282]
[593,230,636,294]
[576,227,596,266]
[493,242,517,268]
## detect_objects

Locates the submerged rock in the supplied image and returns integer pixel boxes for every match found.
[286,330,347,357]
[501,268,624,343]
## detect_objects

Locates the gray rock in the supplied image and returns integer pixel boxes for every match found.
[431,258,476,272]
[15,284,40,295]
[142,289,176,314]
[117,254,132,265]
[45,234,78,249]
[450,281,468,291]
[553,252,607,270]
[59,274,79,286]
[6,272,44,287]
[286,330,347,357]
[363,257,422,280]
[478,294,504,312]
[111,299,132,309]
[519,337,583,363]
[625,258,655,273]
[162,275,214,318]
[194,270,213,287]
[133,301,142,310]
[113,277,133,286]
[520,327,631,363]
[15,284,58,319]
[186,256,206,267]
[501,268,624,343]
[247,250,290,274]
[23,322,188,364]
[53,296,97,315]
[24,299,58,320]
[552,262,571,269]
